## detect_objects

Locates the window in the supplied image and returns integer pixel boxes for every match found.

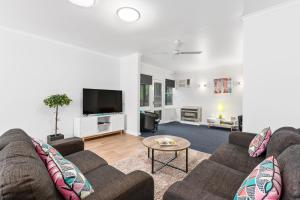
[140,84,150,107]
[140,74,152,107]
[165,79,175,106]
[165,86,173,105]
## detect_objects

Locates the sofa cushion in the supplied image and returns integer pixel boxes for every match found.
[0,129,34,150]
[84,165,126,200]
[210,143,265,174]
[277,145,300,200]
[32,138,94,199]
[229,131,256,148]
[234,156,282,200]
[0,141,61,200]
[0,140,40,162]
[267,127,300,157]
[164,181,227,200]
[248,127,272,157]
[182,160,247,199]
[65,150,108,174]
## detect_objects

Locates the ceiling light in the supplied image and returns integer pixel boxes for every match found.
[117,7,141,22]
[69,0,95,7]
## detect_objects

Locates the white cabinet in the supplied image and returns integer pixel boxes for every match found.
[74,114,125,138]
[111,114,125,131]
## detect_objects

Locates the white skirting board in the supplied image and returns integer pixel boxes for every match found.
[179,121,207,126]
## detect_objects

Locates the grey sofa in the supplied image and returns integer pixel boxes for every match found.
[0,129,154,200]
[164,127,300,200]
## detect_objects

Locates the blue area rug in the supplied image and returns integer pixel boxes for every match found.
[141,121,230,154]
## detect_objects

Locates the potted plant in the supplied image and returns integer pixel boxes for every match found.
[44,94,72,143]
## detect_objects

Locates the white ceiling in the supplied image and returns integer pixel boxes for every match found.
[0,0,291,72]
[244,0,294,15]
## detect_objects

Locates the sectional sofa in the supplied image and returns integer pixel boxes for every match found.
[164,127,300,200]
[0,129,154,200]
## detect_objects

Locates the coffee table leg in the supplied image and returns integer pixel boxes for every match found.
[148,148,150,158]
[186,148,189,173]
[152,148,155,174]
[175,151,178,158]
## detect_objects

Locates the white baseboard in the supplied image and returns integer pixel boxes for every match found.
[125,130,141,136]
[179,121,208,126]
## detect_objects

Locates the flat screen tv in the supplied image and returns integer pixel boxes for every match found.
[83,89,122,115]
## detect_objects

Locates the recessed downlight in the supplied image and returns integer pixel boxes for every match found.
[117,7,141,22]
[69,0,95,7]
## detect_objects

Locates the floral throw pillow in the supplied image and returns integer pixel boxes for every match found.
[249,127,272,157]
[32,138,94,200]
[234,156,282,200]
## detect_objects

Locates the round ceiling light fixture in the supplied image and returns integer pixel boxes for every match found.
[117,7,141,22]
[69,0,95,7]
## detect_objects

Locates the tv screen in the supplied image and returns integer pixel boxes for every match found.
[83,89,122,115]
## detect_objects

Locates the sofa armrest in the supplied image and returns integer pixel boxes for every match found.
[48,137,84,156]
[229,131,256,148]
[101,170,154,200]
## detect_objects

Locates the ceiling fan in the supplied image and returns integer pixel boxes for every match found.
[151,40,202,57]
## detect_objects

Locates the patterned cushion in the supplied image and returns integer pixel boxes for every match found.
[234,156,282,200]
[249,127,272,157]
[32,138,94,199]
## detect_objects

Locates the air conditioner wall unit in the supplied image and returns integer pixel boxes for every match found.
[176,79,191,88]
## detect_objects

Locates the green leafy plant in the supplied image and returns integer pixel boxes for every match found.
[44,94,72,135]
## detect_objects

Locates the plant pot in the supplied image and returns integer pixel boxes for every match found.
[47,134,64,143]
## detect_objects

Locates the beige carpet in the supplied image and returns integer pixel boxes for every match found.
[113,149,210,200]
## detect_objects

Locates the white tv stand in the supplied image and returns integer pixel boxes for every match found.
[74,113,125,139]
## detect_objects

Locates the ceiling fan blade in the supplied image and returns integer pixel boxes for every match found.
[178,51,202,55]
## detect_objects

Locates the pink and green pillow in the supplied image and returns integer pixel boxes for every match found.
[32,138,94,200]
[249,127,272,157]
[234,156,281,200]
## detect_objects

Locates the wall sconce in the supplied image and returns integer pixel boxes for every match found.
[233,81,243,87]
[198,83,208,88]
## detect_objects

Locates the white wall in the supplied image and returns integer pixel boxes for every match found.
[0,27,120,140]
[120,54,141,136]
[141,63,175,82]
[174,65,243,122]
[140,62,176,122]
[243,1,300,132]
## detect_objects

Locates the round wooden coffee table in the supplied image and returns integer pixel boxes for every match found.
[143,135,191,174]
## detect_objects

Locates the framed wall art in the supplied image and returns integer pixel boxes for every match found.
[214,78,232,94]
